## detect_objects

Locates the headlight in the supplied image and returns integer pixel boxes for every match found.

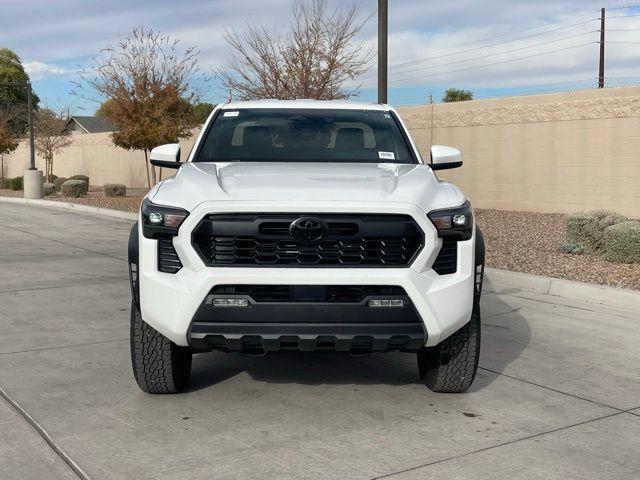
[427,200,473,240]
[141,198,189,238]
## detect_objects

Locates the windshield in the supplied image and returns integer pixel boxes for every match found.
[194,108,416,163]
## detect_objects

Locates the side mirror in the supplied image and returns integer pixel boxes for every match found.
[430,145,462,170]
[150,143,181,169]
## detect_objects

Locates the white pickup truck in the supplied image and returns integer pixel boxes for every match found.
[128,100,485,394]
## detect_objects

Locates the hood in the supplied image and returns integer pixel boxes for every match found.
[151,162,464,212]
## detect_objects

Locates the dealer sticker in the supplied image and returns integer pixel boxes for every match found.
[223,111,239,117]
[378,151,395,160]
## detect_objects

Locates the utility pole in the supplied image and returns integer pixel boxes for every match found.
[598,7,605,88]
[429,93,434,147]
[378,0,388,104]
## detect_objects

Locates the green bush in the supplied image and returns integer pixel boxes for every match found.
[43,182,56,196]
[47,174,58,183]
[104,183,126,197]
[68,174,89,186]
[61,179,88,197]
[558,240,585,255]
[53,177,67,192]
[565,210,628,253]
[601,222,640,263]
[9,176,23,191]
[0,178,10,189]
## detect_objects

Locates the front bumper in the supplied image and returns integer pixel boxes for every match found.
[138,201,476,348]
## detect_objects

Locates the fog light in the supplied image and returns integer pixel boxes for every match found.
[148,212,163,225]
[212,298,249,307]
[368,299,404,307]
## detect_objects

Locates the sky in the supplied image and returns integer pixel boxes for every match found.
[1,0,639,113]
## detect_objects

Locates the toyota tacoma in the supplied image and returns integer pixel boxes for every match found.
[128,100,484,394]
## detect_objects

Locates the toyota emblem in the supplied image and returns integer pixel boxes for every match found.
[289,217,328,243]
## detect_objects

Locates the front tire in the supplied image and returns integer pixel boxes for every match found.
[417,304,481,393]
[130,301,192,394]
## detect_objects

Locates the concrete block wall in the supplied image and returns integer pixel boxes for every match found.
[397,86,640,218]
[2,132,198,189]
[2,86,639,216]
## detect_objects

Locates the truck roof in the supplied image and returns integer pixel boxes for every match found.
[220,99,392,111]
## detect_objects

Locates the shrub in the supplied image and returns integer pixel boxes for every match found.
[61,179,88,197]
[104,183,126,197]
[558,239,585,255]
[0,178,10,189]
[565,210,628,253]
[53,177,67,192]
[9,176,23,191]
[43,182,56,196]
[47,174,58,183]
[68,174,89,185]
[601,221,640,263]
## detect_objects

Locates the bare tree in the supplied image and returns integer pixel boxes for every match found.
[77,28,207,187]
[221,0,372,101]
[34,109,72,183]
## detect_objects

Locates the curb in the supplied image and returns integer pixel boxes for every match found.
[2,195,638,312]
[0,195,138,221]
[485,268,639,312]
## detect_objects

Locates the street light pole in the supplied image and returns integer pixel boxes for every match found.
[378,0,388,104]
[26,82,36,170]
[0,80,42,197]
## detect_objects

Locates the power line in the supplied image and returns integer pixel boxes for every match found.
[365,43,595,86]
[383,17,599,69]
[387,13,600,64]
[384,31,597,80]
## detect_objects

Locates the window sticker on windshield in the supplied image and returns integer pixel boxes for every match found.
[223,111,239,117]
[378,151,395,160]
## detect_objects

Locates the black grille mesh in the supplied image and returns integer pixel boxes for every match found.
[193,214,423,267]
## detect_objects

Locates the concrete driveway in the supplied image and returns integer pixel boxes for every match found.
[1,202,639,480]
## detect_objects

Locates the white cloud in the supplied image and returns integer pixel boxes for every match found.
[24,61,70,80]
[3,0,639,103]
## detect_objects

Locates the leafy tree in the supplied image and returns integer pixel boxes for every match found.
[192,102,215,123]
[0,108,19,155]
[95,98,118,119]
[442,88,473,103]
[34,109,72,182]
[78,28,206,187]
[0,48,39,135]
[221,0,372,100]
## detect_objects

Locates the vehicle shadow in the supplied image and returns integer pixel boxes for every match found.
[189,289,531,392]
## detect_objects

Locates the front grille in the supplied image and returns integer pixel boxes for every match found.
[158,237,182,273]
[192,214,423,267]
[432,238,457,274]
[211,285,407,303]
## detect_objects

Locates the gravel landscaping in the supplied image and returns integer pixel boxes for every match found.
[476,209,640,291]
[1,188,638,291]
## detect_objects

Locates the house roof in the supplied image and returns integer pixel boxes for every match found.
[65,116,115,133]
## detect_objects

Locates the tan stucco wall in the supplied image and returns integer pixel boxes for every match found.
[397,86,640,218]
[2,86,639,216]
[1,132,198,188]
